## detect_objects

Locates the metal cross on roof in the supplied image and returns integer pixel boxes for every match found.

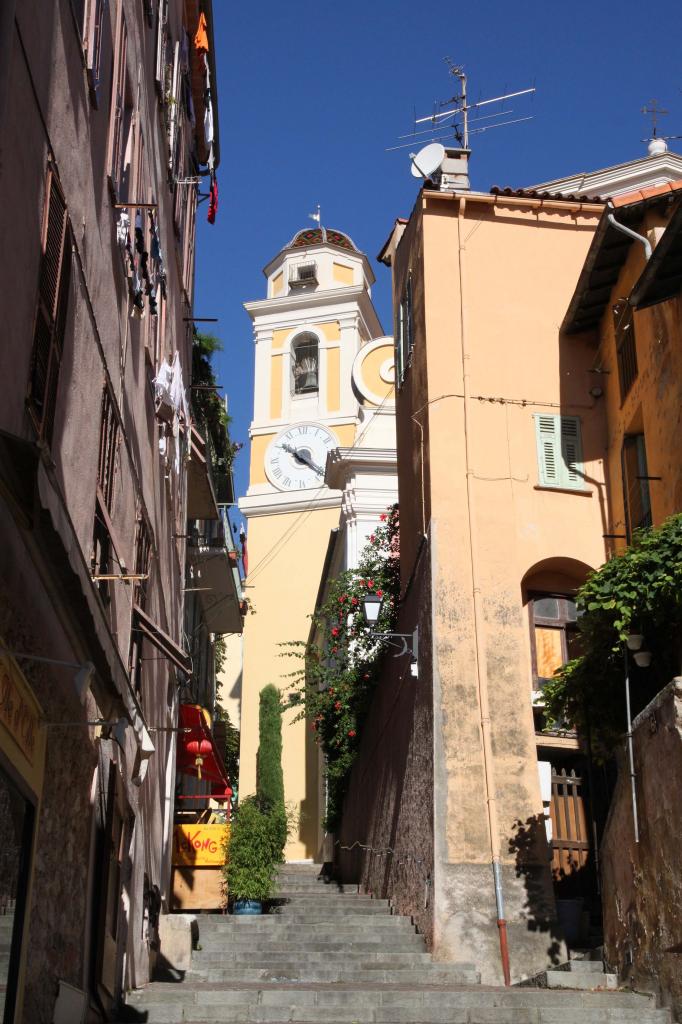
[641,99,669,138]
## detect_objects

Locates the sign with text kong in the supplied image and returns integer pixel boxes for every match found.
[172,823,229,866]
[0,653,42,767]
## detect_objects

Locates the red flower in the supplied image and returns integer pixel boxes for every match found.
[331,627,339,637]
[363,673,370,680]
[370,534,375,542]
[348,730,356,738]
[334,701,342,710]
[376,589,383,598]
[380,513,387,522]
[351,597,359,606]
[367,579,374,588]
[331,646,338,654]
[329,688,334,695]
[338,595,346,604]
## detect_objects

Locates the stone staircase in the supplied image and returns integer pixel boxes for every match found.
[121,864,670,1023]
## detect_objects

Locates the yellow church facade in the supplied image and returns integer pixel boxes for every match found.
[239,226,393,860]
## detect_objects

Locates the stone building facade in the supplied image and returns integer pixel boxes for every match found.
[0,1,219,1020]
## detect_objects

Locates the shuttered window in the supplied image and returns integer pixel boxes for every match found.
[84,0,106,106]
[395,273,413,385]
[535,414,584,490]
[613,300,638,403]
[109,12,133,201]
[28,168,72,444]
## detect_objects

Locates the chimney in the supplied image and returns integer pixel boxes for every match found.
[437,148,471,192]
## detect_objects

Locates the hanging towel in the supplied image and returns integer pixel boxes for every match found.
[207,175,218,225]
[194,11,209,54]
[204,93,214,147]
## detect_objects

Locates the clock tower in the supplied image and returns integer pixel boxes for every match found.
[239,226,385,860]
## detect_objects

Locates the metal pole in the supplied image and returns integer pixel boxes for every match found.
[623,645,640,844]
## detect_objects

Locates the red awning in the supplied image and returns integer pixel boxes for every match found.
[176,703,230,787]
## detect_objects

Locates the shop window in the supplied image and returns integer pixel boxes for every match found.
[529,593,581,691]
[291,335,319,395]
[395,273,413,384]
[614,300,638,403]
[535,414,584,490]
[0,765,35,1024]
[622,433,652,538]
[27,167,72,445]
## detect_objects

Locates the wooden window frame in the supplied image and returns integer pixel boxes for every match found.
[529,592,579,692]
[27,166,72,445]
[622,432,652,539]
[395,273,413,386]
[614,299,638,404]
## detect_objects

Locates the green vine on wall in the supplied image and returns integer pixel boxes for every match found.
[286,506,400,831]
[543,514,682,753]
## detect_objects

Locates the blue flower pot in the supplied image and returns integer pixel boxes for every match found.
[233,899,262,915]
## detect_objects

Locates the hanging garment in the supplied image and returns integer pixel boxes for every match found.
[207,175,218,225]
[194,11,208,53]
[204,92,214,147]
[116,211,130,246]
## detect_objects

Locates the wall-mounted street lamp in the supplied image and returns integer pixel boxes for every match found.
[623,632,653,844]
[361,594,419,678]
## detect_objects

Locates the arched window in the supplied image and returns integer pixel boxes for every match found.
[291,334,319,395]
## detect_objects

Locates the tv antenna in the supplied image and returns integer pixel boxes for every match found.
[388,61,535,157]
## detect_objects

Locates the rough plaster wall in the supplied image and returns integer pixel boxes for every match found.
[337,544,435,945]
[601,679,682,1019]
[0,579,96,1024]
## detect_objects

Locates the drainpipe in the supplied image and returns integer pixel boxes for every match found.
[607,213,652,262]
[456,195,511,986]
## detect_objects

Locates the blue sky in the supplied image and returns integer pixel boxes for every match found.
[194,0,682,507]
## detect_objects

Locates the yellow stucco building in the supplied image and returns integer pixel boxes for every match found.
[239,226,392,860]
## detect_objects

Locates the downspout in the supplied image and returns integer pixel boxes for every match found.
[607,213,652,261]
[456,196,511,986]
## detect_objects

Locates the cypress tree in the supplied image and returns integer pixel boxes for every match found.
[256,685,284,810]
[256,685,287,859]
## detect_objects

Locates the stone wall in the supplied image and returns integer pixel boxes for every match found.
[336,540,435,945]
[601,679,682,1019]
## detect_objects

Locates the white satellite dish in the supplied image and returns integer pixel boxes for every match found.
[410,142,445,179]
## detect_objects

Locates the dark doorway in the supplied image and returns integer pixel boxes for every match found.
[0,763,35,1024]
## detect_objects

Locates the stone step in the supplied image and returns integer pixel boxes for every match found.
[196,939,426,953]
[557,960,606,973]
[124,983,666,1023]
[191,951,435,966]
[198,917,415,931]
[185,966,481,985]
[268,904,392,917]
[537,970,618,990]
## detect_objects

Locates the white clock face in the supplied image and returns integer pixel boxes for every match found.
[265,423,337,491]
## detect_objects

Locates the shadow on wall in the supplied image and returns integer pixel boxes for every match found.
[508,814,564,966]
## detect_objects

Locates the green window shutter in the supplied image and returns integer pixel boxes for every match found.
[560,416,583,488]
[535,414,583,489]
[535,414,560,486]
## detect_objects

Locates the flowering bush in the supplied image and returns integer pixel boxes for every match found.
[286,506,400,830]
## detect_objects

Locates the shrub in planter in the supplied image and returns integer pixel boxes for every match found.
[224,797,279,907]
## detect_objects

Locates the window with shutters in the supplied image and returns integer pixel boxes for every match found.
[534,414,584,491]
[395,274,413,385]
[613,300,638,403]
[83,0,106,106]
[622,433,652,538]
[155,0,169,99]
[108,11,134,202]
[129,517,152,693]
[529,594,581,691]
[93,387,120,605]
[27,168,72,444]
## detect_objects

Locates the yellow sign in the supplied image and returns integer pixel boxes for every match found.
[172,823,229,866]
[0,654,42,766]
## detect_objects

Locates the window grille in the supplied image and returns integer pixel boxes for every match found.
[289,262,318,287]
[614,300,638,403]
[622,433,652,538]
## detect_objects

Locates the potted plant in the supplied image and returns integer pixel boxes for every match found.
[224,797,279,914]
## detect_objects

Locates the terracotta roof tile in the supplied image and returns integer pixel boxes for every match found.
[611,179,682,208]
[490,186,603,203]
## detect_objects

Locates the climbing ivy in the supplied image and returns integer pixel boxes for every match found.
[286,506,400,830]
[543,514,682,752]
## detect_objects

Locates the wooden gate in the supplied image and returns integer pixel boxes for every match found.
[549,767,590,881]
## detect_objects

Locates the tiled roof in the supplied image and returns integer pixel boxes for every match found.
[610,180,682,208]
[490,186,604,204]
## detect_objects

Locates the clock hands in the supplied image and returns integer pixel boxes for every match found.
[279,442,325,477]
